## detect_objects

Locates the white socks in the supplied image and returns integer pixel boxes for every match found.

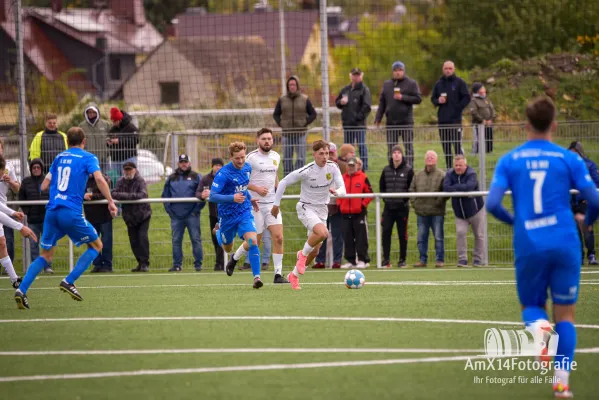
[0,256,18,283]
[233,245,248,261]
[273,254,283,276]
[301,242,314,257]
[292,267,299,276]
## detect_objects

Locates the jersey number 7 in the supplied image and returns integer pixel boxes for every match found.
[530,170,546,214]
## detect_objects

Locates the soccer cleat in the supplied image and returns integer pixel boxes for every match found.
[287,272,301,290]
[253,277,263,289]
[312,262,326,269]
[295,251,308,275]
[553,383,573,398]
[59,281,83,301]
[12,277,22,289]
[273,274,289,284]
[225,256,238,276]
[14,289,29,309]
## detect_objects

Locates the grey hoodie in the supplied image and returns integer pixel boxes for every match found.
[78,102,111,163]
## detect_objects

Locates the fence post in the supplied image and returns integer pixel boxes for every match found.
[170,133,179,171]
[69,239,74,272]
[477,124,489,265]
[375,195,381,269]
[319,0,330,142]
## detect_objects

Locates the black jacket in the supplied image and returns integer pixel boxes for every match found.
[379,158,414,213]
[84,173,113,225]
[198,172,217,218]
[335,82,372,127]
[375,76,422,126]
[431,74,471,124]
[162,168,204,220]
[108,111,139,162]
[111,172,152,227]
[443,166,484,219]
[18,159,48,224]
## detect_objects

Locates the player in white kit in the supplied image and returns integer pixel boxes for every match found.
[272,140,346,290]
[230,128,289,284]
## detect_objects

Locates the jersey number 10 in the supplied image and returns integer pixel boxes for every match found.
[57,166,72,191]
[530,170,546,214]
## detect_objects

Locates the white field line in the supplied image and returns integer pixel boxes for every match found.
[0,355,477,382]
[0,348,483,356]
[1,315,598,329]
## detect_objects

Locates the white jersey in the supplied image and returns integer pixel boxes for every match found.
[246,149,281,204]
[0,160,17,204]
[274,161,345,208]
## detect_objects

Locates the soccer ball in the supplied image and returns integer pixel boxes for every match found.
[344,269,365,289]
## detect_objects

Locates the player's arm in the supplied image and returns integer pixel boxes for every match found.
[40,174,51,192]
[208,172,235,203]
[485,157,514,225]
[92,170,118,217]
[330,166,346,197]
[271,169,302,217]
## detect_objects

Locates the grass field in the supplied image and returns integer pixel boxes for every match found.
[0,267,598,399]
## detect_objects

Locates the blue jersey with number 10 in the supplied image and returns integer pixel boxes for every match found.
[47,148,100,212]
[490,139,594,257]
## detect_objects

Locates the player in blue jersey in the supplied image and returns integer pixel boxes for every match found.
[209,141,263,289]
[487,97,599,399]
[14,127,118,309]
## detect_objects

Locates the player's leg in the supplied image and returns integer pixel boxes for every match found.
[297,222,328,275]
[239,219,262,288]
[267,223,287,283]
[233,209,264,265]
[59,238,102,301]
[218,223,238,276]
[0,227,20,288]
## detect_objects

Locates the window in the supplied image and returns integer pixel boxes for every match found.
[160,82,180,105]
[110,58,121,81]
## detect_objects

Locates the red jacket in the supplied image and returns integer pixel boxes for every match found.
[337,170,373,214]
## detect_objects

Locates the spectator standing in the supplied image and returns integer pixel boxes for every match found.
[568,141,599,265]
[431,61,471,169]
[273,76,317,175]
[111,162,152,272]
[18,159,51,270]
[337,143,354,172]
[410,150,447,267]
[197,158,225,271]
[79,103,111,171]
[313,142,344,269]
[443,155,486,267]
[107,107,139,183]
[335,68,372,171]
[379,145,414,268]
[162,154,204,272]
[469,82,496,154]
[338,157,373,268]
[375,61,422,167]
[29,113,67,174]
[84,172,114,273]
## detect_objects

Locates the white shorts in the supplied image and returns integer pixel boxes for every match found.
[253,203,283,235]
[296,202,327,234]
[0,224,4,238]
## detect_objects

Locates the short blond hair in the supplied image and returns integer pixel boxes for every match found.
[229,141,247,156]
[454,155,467,163]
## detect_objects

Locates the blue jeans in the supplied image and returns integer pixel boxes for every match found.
[416,215,445,263]
[171,214,203,268]
[92,220,113,269]
[282,132,307,175]
[316,212,344,264]
[343,128,368,171]
[4,226,13,261]
[261,229,271,264]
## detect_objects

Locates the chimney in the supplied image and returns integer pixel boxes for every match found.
[110,0,146,26]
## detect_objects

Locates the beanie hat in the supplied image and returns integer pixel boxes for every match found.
[212,158,224,167]
[392,61,405,71]
[110,107,123,122]
[472,82,484,94]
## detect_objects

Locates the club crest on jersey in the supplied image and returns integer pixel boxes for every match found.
[273,159,278,166]
[326,173,332,180]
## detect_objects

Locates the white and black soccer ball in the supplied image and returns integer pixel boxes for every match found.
[344,269,365,289]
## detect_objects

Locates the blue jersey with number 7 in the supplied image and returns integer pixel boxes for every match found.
[47,147,100,212]
[490,139,595,257]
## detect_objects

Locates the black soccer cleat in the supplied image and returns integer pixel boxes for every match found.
[273,274,289,284]
[253,277,264,289]
[59,281,83,301]
[14,290,29,309]
[225,256,238,277]
[12,277,22,289]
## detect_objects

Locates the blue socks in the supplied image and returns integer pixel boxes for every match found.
[19,257,49,294]
[65,248,100,284]
[522,306,549,326]
[555,321,576,372]
[248,239,261,278]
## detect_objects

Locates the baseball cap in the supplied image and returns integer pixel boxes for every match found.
[351,67,362,75]
[347,157,357,166]
[329,142,337,152]
[179,154,190,163]
[123,161,137,170]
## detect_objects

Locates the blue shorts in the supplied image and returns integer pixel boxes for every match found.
[41,207,99,250]
[217,217,256,246]
[515,247,581,306]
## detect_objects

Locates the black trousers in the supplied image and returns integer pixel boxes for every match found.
[473,126,494,154]
[439,126,463,169]
[386,127,414,168]
[342,213,370,264]
[382,206,409,262]
[127,217,151,267]
[210,216,225,268]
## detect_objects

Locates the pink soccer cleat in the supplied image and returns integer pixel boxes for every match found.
[296,251,308,275]
[287,272,301,290]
